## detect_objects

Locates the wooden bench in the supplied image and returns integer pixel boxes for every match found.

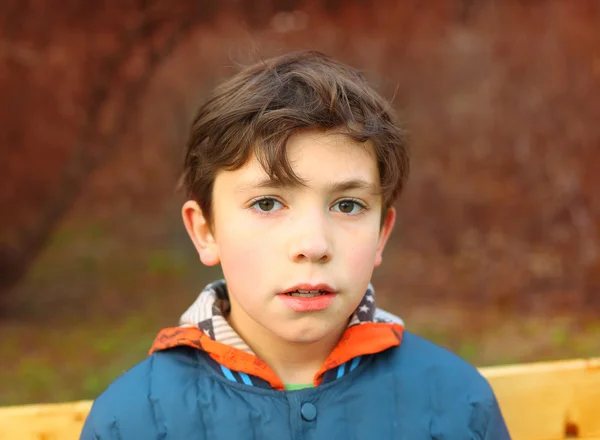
[1,357,599,439]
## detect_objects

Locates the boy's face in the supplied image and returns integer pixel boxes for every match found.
[183,129,395,346]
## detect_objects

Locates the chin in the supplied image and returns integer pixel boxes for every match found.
[279,326,333,345]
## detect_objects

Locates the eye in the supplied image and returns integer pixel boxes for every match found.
[331,199,366,215]
[250,197,283,213]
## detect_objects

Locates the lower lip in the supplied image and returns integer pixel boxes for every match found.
[278,293,336,312]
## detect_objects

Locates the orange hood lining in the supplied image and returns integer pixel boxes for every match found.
[150,322,403,390]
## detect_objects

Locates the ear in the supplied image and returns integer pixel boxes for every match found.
[182,200,220,266]
[374,207,396,267]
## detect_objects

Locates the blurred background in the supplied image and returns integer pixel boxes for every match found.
[1,0,599,405]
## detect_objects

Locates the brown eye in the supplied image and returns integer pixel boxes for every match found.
[258,199,274,211]
[252,198,282,212]
[333,200,364,214]
[338,201,355,213]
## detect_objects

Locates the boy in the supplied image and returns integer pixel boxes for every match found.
[81,51,510,439]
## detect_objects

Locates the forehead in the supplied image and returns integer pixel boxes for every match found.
[217,129,380,192]
[288,129,375,163]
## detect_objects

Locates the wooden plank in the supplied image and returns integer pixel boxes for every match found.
[0,357,598,440]
[481,357,600,440]
[0,400,91,440]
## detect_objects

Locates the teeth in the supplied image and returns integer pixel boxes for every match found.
[287,290,324,297]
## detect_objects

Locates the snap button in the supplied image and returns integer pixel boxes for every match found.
[300,402,317,421]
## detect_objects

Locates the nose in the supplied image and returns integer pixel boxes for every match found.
[288,213,332,264]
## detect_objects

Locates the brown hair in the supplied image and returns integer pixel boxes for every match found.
[182,51,409,225]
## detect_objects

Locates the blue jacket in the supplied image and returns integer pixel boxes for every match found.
[81,330,510,439]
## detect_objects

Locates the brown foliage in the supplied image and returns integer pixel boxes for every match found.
[2,0,600,315]
[0,1,215,293]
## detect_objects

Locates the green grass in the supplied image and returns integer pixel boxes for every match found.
[2,220,598,406]
[2,308,598,407]
[0,317,157,405]
[1,218,220,406]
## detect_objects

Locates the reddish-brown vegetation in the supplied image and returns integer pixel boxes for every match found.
[2,0,600,316]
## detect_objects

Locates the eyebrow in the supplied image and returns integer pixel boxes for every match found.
[236,177,380,194]
[328,179,380,194]
[235,177,297,192]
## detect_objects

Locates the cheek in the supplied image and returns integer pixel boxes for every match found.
[216,221,270,284]
[341,228,381,274]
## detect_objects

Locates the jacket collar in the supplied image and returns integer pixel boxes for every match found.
[150,280,404,390]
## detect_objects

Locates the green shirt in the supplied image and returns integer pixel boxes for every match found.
[284,383,314,391]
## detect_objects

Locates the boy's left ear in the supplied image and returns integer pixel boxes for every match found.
[374,207,396,267]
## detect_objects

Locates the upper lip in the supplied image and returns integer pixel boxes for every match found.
[280,283,336,294]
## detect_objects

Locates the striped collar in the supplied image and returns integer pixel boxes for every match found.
[177,279,404,354]
[151,280,404,390]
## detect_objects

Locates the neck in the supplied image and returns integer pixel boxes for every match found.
[227,308,348,385]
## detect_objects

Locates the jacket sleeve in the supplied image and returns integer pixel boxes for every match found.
[483,398,511,440]
[79,402,122,440]
[79,357,159,440]
[467,377,511,440]
[79,388,164,440]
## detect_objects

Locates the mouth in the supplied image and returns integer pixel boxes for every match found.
[280,283,336,298]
